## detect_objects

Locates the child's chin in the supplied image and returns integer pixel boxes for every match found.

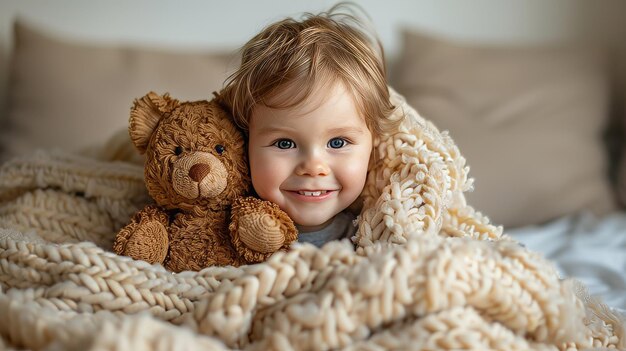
[294,216,334,232]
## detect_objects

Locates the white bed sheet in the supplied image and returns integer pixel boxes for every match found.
[508,212,626,312]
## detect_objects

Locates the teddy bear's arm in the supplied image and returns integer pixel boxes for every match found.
[113,204,170,264]
[229,196,298,264]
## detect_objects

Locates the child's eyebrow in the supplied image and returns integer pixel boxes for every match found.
[256,126,297,135]
[326,126,366,135]
[255,125,366,135]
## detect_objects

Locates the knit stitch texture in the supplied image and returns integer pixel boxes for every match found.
[0,89,623,350]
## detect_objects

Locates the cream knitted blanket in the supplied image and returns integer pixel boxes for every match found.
[0,90,623,350]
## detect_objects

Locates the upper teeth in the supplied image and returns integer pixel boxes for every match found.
[298,190,327,196]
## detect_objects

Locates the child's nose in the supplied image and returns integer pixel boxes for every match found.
[295,154,330,177]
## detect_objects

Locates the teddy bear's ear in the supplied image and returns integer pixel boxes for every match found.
[129,92,180,154]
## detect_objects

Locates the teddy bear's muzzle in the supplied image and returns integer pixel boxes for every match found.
[172,152,228,199]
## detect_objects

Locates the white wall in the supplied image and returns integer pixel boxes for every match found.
[0,0,624,115]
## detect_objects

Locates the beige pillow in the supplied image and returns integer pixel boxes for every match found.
[0,20,237,161]
[616,48,626,205]
[393,30,616,228]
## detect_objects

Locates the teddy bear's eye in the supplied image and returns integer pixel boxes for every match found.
[174,146,184,156]
[215,145,225,155]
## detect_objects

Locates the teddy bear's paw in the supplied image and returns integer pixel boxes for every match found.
[113,206,169,264]
[122,221,169,264]
[238,212,285,253]
[230,196,298,263]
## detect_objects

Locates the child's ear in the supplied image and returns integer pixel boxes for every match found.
[129,92,180,154]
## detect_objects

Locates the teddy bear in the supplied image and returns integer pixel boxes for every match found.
[112,92,298,272]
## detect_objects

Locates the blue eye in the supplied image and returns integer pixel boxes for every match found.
[328,138,347,149]
[273,139,295,149]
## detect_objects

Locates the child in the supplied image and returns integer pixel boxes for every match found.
[220,5,399,247]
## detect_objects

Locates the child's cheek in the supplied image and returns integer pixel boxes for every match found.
[249,149,282,202]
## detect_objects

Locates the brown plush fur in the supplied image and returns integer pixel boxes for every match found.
[113,92,297,272]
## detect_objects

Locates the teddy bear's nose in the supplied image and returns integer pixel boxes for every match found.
[189,163,211,182]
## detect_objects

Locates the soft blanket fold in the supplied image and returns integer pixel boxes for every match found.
[0,90,623,350]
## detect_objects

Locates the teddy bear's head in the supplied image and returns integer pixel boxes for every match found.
[128,92,250,212]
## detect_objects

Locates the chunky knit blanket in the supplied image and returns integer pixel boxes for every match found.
[0,90,623,351]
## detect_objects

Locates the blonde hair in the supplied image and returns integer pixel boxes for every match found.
[219,3,398,136]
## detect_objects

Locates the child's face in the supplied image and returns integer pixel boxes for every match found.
[248,82,373,232]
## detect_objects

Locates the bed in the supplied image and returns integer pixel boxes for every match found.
[509,213,626,313]
[0,8,625,350]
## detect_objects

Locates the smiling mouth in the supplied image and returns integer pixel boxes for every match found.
[297,190,328,197]
[286,189,338,198]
